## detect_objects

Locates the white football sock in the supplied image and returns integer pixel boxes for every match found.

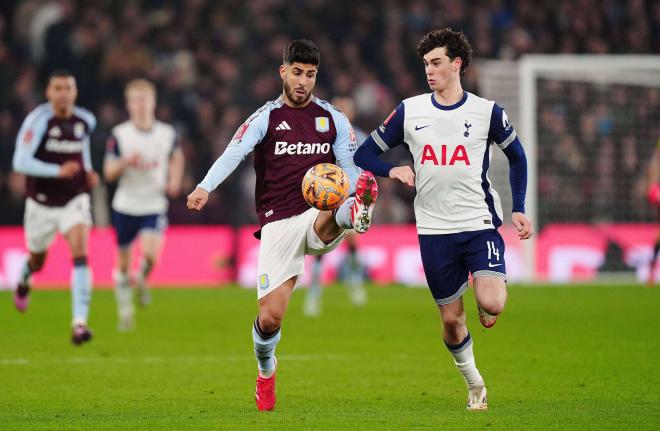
[334,197,355,229]
[446,332,484,389]
[253,318,281,378]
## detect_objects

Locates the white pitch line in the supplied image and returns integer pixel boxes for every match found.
[0,354,350,366]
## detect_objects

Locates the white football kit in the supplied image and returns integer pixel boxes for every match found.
[370,91,517,234]
[106,120,177,216]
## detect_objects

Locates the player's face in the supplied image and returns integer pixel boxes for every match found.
[422,47,461,92]
[46,76,77,114]
[280,62,317,107]
[126,88,156,123]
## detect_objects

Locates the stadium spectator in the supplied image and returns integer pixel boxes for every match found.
[0,0,658,225]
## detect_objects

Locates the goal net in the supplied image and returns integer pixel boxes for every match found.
[478,55,660,282]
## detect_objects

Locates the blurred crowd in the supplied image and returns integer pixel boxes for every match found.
[0,0,658,226]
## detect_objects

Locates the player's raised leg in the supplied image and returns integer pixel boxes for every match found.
[439,299,487,410]
[317,170,378,238]
[467,230,508,328]
[64,223,93,345]
[473,277,507,329]
[254,276,296,411]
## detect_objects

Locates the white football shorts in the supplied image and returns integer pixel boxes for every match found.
[256,207,345,299]
[24,193,92,253]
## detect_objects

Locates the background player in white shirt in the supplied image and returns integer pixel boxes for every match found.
[104,79,184,330]
[354,28,534,410]
[12,70,97,345]
[186,40,378,411]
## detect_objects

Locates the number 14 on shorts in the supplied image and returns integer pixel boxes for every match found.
[486,240,501,267]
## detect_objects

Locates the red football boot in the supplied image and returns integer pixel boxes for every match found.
[255,360,277,411]
[352,171,378,233]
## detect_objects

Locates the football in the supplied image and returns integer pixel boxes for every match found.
[302,163,350,211]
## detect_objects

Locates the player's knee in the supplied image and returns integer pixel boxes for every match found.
[30,253,47,271]
[258,313,283,334]
[144,254,157,267]
[441,311,466,333]
[479,294,507,316]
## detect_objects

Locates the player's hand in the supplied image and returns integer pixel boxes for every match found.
[86,170,99,188]
[389,165,415,187]
[58,161,81,179]
[512,212,534,240]
[187,187,209,211]
[125,153,141,167]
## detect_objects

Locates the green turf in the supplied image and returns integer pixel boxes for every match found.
[0,284,659,430]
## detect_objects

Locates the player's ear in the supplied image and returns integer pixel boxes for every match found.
[279,65,286,80]
[454,57,462,74]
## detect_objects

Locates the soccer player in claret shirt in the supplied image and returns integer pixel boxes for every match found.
[186,39,378,411]
[354,28,534,410]
[12,70,97,345]
[104,79,184,330]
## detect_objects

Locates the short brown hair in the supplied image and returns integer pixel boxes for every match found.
[283,39,320,66]
[124,79,156,99]
[417,28,472,75]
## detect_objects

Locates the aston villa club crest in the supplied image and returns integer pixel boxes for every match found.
[315,117,329,132]
[258,274,269,290]
[74,122,85,139]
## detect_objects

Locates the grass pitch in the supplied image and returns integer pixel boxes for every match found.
[1,284,659,430]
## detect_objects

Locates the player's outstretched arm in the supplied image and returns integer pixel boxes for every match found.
[13,110,65,178]
[354,139,414,187]
[197,106,269,193]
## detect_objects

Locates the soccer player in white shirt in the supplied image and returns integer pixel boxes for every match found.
[354,28,534,410]
[104,79,184,330]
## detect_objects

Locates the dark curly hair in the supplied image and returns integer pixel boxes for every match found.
[283,39,320,66]
[417,28,472,75]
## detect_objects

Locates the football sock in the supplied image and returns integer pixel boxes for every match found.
[138,258,154,281]
[19,260,35,284]
[309,256,323,299]
[334,197,355,229]
[113,270,134,320]
[347,242,358,267]
[445,332,484,389]
[71,257,92,326]
[253,317,281,378]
